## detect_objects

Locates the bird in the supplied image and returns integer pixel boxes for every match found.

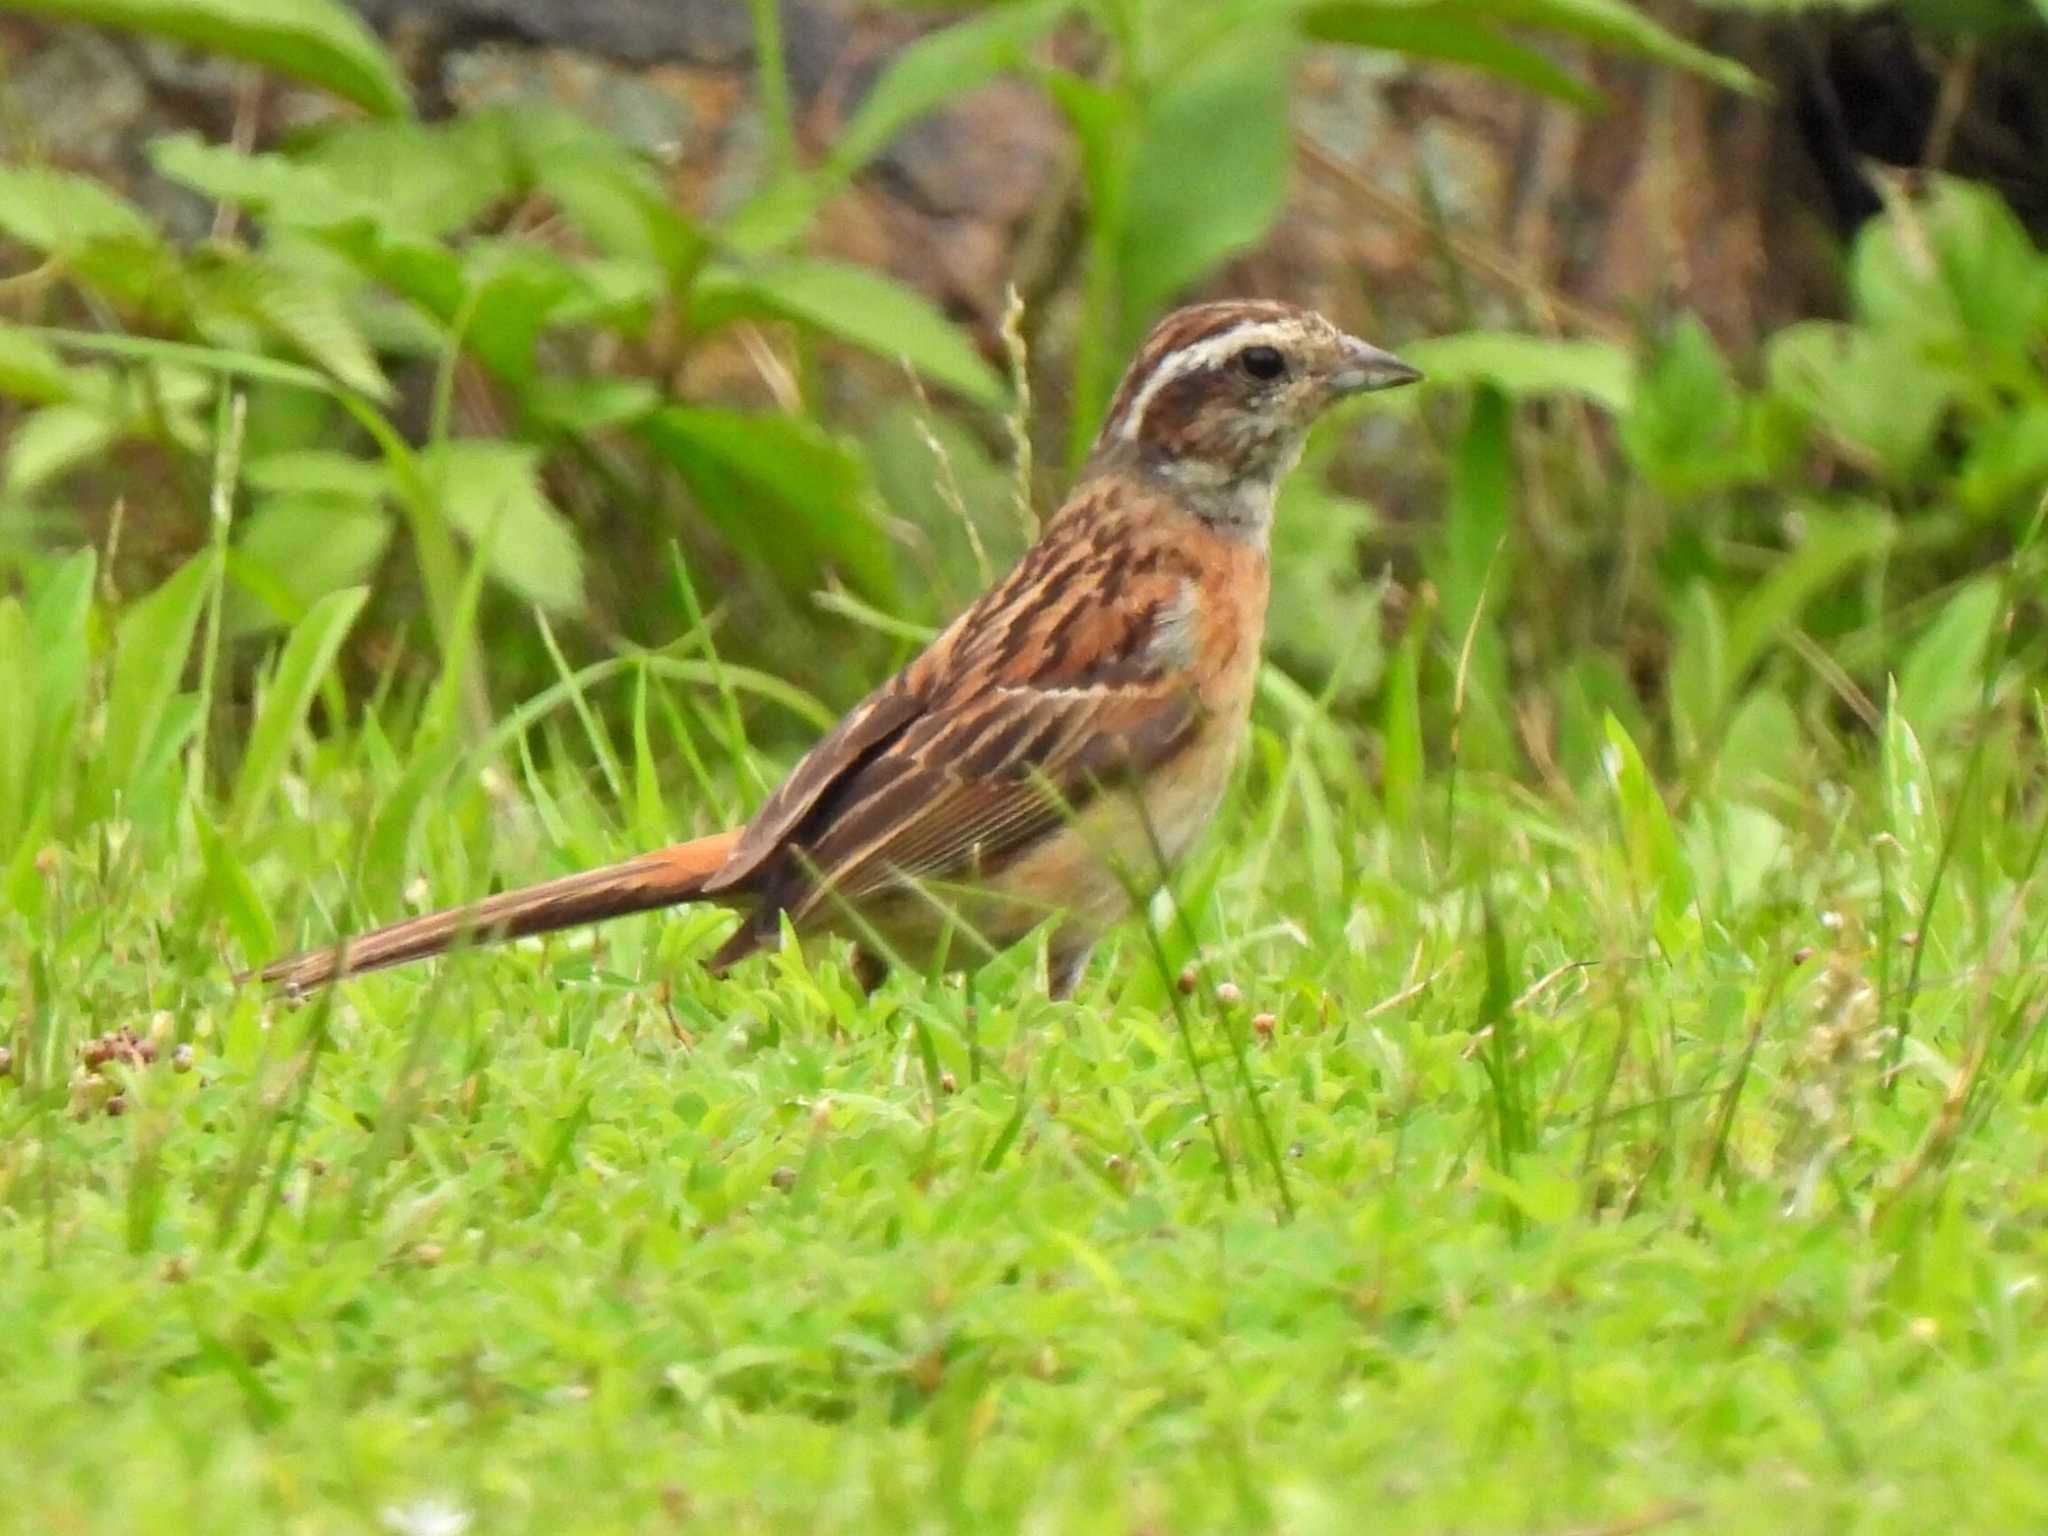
[253,300,1420,999]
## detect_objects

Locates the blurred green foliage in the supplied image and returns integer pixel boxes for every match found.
[0,0,2042,814]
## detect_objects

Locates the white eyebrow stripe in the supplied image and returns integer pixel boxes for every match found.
[1114,320,1303,442]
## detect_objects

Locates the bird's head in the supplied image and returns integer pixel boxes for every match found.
[1087,300,1420,536]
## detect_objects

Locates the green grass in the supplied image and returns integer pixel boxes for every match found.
[4,537,2048,1536]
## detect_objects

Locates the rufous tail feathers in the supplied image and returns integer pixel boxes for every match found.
[249,829,743,994]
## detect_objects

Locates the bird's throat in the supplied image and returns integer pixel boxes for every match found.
[1139,447,1294,547]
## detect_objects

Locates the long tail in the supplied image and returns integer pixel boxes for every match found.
[248,830,744,994]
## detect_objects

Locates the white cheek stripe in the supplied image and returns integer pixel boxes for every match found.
[1115,320,1304,442]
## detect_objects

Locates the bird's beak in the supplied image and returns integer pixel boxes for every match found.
[1331,336,1423,395]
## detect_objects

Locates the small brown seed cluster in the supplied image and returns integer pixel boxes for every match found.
[1175,963,1284,1046]
[80,1027,158,1070]
[67,1020,191,1119]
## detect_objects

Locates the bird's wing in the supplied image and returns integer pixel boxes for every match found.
[789,676,1199,914]
[711,486,1207,912]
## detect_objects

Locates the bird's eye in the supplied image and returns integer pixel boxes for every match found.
[1237,345,1287,381]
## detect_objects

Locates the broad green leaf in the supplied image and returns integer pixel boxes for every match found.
[0,165,185,317]
[0,164,161,251]
[522,376,663,436]
[1268,439,1385,687]
[1403,331,1634,410]
[1667,580,1727,761]
[27,550,97,807]
[243,448,389,502]
[0,600,32,852]
[697,260,1007,408]
[1463,0,1756,91]
[190,249,391,400]
[1303,5,1601,108]
[1690,0,1885,10]
[1882,683,1940,881]
[232,586,368,829]
[229,494,391,634]
[4,405,121,497]
[1724,507,1893,686]
[1382,600,1427,835]
[1852,174,2048,366]
[196,811,277,961]
[1554,651,1644,785]
[302,116,516,237]
[150,133,381,231]
[1474,1163,1579,1225]
[829,0,1072,177]
[865,402,1016,592]
[0,0,409,117]
[1894,0,2027,32]
[1120,35,1295,342]
[1955,403,2048,519]
[443,241,612,385]
[723,169,833,258]
[1436,387,1515,770]
[1719,689,1802,798]
[1043,70,1138,462]
[101,555,211,805]
[1621,315,1747,496]
[1896,579,2000,747]
[510,111,704,285]
[0,323,101,406]
[1688,801,1787,912]
[1766,321,1950,478]
[420,440,586,614]
[641,407,894,602]
[1604,712,1695,951]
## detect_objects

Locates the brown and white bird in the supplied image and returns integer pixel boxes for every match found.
[255,301,1419,997]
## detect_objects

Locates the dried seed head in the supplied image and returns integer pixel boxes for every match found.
[1252,1012,1276,1041]
[770,1166,798,1192]
[1176,966,1198,995]
[939,1071,958,1095]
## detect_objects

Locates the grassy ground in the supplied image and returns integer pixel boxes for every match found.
[4,541,2047,1535]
